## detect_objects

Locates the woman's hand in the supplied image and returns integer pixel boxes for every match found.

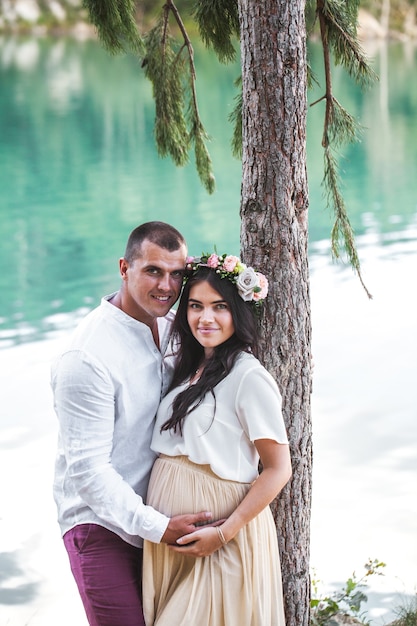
[168,525,226,557]
[167,440,292,558]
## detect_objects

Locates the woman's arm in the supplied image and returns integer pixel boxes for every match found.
[171,439,292,556]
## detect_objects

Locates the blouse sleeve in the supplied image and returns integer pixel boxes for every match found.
[234,364,289,444]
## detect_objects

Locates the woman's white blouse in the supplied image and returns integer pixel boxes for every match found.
[151,352,289,483]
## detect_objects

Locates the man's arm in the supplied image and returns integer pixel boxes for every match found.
[53,350,214,544]
[53,351,169,541]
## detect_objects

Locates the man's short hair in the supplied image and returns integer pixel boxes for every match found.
[124,221,186,262]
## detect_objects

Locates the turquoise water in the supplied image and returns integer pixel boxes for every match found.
[1,37,416,347]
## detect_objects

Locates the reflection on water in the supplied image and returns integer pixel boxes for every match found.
[0,551,38,605]
[309,236,417,623]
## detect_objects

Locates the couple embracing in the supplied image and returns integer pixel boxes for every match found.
[52,221,292,626]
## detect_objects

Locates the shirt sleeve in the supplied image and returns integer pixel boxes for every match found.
[52,349,169,543]
[234,364,289,444]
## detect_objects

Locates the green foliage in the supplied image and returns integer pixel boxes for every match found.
[189,118,216,194]
[323,96,360,148]
[310,559,386,626]
[83,0,216,192]
[309,0,378,296]
[320,0,377,88]
[229,76,242,159]
[191,0,239,63]
[392,596,417,626]
[143,3,215,192]
[306,0,319,34]
[82,0,144,54]
[144,18,190,167]
[319,98,372,295]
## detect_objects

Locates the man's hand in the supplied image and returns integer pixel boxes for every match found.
[161,511,213,544]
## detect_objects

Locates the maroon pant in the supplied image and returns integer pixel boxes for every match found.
[63,524,145,626]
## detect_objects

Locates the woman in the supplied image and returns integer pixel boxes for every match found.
[143,253,292,626]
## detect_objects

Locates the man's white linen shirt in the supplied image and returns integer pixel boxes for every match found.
[52,294,175,547]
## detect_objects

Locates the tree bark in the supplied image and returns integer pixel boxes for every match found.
[238,1,312,624]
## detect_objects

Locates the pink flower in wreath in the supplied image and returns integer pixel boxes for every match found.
[223,255,240,272]
[207,254,220,268]
[253,273,269,300]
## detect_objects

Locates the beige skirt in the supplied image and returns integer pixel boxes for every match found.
[143,455,286,626]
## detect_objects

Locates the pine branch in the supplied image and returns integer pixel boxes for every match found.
[324,147,372,299]
[168,0,216,192]
[144,18,190,167]
[189,119,215,193]
[192,0,239,63]
[165,1,197,112]
[318,0,377,87]
[325,96,362,148]
[143,2,216,192]
[229,75,242,159]
[313,0,373,298]
[82,0,144,55]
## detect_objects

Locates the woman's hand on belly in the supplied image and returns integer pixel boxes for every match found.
[169,521,226,557]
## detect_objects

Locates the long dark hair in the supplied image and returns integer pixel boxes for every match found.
[161,267,260,434]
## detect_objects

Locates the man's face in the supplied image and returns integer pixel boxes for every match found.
[119,239,187,326]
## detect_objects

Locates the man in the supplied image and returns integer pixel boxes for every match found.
[52,222,212,626]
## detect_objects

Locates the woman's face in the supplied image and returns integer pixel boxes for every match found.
[187,281,235,358]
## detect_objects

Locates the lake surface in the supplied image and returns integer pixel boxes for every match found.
[0,35,416,625]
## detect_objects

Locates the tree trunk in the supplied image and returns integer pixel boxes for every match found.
[238,1,312,625]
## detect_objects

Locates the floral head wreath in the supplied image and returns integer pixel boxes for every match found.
[185,252,268,305]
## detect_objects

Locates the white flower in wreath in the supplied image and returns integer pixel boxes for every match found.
[236,267,259,301]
